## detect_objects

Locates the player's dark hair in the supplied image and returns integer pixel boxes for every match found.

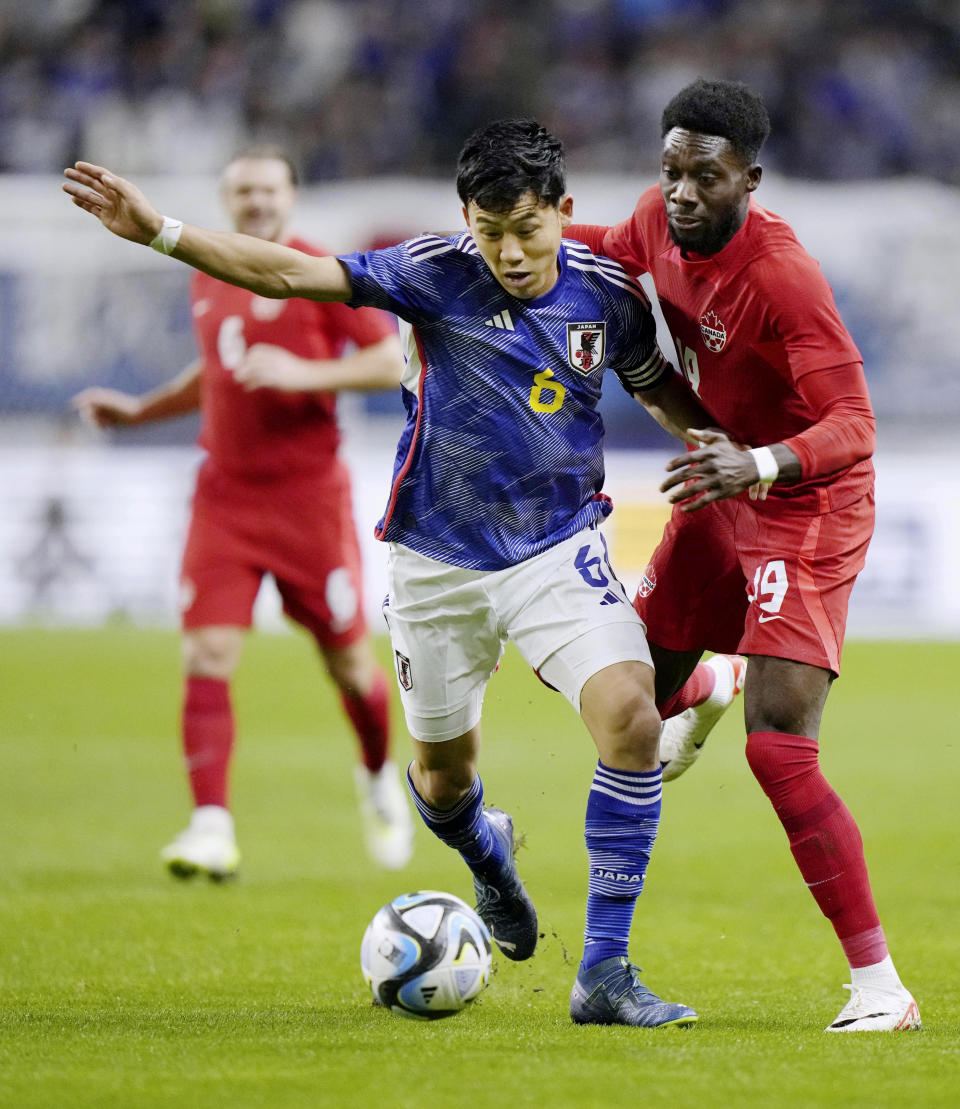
[456,119,565,213]
[661,79,771,164]
[224,144,300,187]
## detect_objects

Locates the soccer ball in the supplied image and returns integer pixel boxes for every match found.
[361,890,492,1020]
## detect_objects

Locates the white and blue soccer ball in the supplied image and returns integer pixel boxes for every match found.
[361,890,492,1020]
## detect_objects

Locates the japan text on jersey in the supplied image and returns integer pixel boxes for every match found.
[339,234,670,570]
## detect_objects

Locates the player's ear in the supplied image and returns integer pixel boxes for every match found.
[461,203,471,228]
[558,194,574,228]
[745,164,762,193]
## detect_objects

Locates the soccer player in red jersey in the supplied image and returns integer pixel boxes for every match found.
[566,79,920,1033]
[73,149,413,879]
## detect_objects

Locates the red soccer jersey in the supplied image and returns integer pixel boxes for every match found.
[570,188,874,511]
[190,235,395,478]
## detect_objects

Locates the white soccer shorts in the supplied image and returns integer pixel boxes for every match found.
[382,528,652,742]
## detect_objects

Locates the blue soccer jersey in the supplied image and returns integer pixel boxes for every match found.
[339,234,670,570]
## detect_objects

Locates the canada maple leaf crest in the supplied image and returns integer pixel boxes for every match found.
[637,566,657,598]
[699,309,727,353]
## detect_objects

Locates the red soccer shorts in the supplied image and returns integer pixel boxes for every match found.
[634,491,875,675]
[180,458,367,648]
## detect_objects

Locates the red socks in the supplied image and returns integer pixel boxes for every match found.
[658,661,715,720]
[340,669,391,773]
[745,730,888,967]
[182,676,234,808]
[181,669,390,808]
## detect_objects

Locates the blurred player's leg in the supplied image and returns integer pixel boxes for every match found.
[657,654,747,781]
[321,637,413,870]
[353,761,413,870]
[279,492,413,869]
[161,626,244,880]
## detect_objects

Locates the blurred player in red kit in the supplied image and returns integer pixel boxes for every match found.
[566,79,919,1033]
[73,148,413,878]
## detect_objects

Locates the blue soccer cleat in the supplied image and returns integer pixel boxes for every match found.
[472,808,538,961]
[570,957,698,1027]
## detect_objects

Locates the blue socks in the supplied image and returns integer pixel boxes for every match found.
[406,767,507,881]
[581,761,662,971]
[406,759,660,968]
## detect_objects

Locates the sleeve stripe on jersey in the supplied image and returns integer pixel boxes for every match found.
[618,350,671,391]
[407,234,447,251]
[457,233,480,255]
[564,242,648,299]
[408,238,457,262]
[566,257,649,303]
[564,241,629,272]
[565,241,643,283]
[563,241,596,256]
[595,255,639,281]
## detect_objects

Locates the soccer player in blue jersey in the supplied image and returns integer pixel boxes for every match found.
[64,120,714,1028]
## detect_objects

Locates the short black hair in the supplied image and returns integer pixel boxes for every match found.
[661,79,771,164]
[456,119,565,213]
[225,145,300,187]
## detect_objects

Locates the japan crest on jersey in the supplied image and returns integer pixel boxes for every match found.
[567,322,606,374]
[395,650,413,691]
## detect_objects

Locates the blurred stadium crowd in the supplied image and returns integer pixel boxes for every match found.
[2,0,959,183]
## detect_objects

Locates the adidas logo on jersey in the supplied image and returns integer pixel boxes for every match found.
[484,310,515,331]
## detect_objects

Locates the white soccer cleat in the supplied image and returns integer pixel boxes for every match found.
[659,654,747,782]
[160,805,241,881]
[354,760,414,870]
[825,982,921,1032]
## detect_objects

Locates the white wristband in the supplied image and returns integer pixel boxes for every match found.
[149,216,183,255]
[748,446,779,484]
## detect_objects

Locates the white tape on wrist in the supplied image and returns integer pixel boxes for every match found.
[748,446,779,484]
[149,216,183,255]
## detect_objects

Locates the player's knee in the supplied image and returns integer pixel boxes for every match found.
[616,684,661,738]
[598,688,661,763]
[746,704,808,737]
[325,648,376,697]
[182,628,242,679]
[743,661,830,737]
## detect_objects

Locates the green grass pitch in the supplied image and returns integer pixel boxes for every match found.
[1,627,958,1108]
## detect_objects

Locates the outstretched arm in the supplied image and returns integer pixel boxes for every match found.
[72,360,203,428]
[63,162,353,302]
